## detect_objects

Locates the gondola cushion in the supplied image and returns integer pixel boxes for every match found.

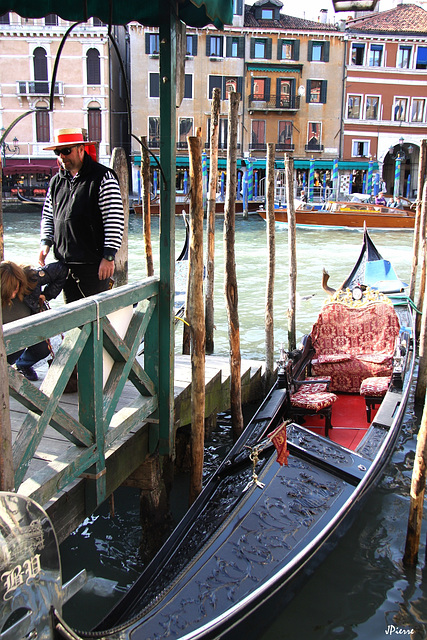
[291,389,337,411]
[310,300,399,393]
[360,376,390,398]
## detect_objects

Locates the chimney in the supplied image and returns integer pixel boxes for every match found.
[319,8,328,22]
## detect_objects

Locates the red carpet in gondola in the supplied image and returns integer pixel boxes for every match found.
[305,393,370,450]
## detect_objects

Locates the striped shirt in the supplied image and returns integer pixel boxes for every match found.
[41,169,124,254]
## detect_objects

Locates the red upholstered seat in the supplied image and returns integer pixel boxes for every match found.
[310,297,400,393]
[360,376,391,422]
[291,389,337,412]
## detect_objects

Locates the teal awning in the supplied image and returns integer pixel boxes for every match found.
[247,63,303,73]
[250,159,379,171]
[0,0,233,28]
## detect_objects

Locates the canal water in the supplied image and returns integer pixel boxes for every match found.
[3,210,427,638]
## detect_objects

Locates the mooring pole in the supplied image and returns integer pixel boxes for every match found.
[206,87,220,355]
[265,142,275,390]
[285,153,297,351]
[110,147,129,287]
[0,159,14,491]
[187,135,206,504]
[416,180,427,339]
[140,136,154,278]
[403,390,427,566]
[224,91,243,441]
[410,140,427,303]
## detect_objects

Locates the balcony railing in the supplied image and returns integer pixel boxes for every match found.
[17,81,64,97]
[249,142,267,151]
[305,144,324,152]
[275,143,295,152]
[204,142,241,151]
[248,94,300,111]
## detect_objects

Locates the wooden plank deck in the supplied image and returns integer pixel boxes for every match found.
[9,354,266,542]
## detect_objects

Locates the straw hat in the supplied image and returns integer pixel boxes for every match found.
[43,128,96,150]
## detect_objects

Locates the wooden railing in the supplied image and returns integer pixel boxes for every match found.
[4,278,160,510]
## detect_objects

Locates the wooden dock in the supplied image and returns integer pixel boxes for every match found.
[9,354,266,543]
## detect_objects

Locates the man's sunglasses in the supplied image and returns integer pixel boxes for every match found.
[54,146,77,156]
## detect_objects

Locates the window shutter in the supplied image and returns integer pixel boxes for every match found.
[294,40,300,61]
[323,41,330,62]
[192,35,198,56]
[145,34,150,54]
[306,79,311,103]
[320,80,327,103]
[250,38,255,58]
[237,76,243,97]
[87,49,100,85]
[206,35,211,56]
[277,39,282,60]
[307,41,313,62]
[226,36,232,57]
[34,47,48,81]
[184,74,192,99]
[238,37,245,58]
[150,73,159,97]
[266,38,272,60]
[237,0,243,15]
[265,78,271,101]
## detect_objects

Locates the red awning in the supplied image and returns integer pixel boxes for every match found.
[2,158,59,174]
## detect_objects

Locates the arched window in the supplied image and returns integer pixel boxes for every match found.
[33,47,48,93]
[36,107,50,142]
[88,107,101,142]
[87,49,101,85]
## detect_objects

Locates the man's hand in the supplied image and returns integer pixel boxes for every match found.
[99,258,115,281]
[39,245,50,266]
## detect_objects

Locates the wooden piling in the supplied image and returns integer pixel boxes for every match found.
[206,88,221,355]
[403,390,427,566]
[110,147,129,287]
[187,135,206,504]
[285,153,297,352]
[410,140,427,303]
[265,142,275,389]
[0,158,13,491]
[224,91,244,441]
[416,180,427,338]
[140,136,154,278]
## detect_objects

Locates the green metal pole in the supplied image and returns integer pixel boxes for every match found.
[158,3,176,454]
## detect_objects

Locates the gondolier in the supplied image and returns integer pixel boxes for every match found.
[38,128,124,303]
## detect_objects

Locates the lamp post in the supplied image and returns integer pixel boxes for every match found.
[0,129,19,167]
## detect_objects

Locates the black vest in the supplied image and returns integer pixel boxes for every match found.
[49,153,111,264]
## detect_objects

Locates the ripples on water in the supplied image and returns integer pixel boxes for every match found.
[4,211,427,636]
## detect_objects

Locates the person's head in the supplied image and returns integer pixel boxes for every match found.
[43,128,95,176]
[0,261,32,306]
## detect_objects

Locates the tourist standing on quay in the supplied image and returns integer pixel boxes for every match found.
[38,128,124,303]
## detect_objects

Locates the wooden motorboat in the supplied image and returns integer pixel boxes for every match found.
[258,199,416,229]
[0,232,416,640]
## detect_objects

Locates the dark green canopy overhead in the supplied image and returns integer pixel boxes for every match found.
[0,0,233,29]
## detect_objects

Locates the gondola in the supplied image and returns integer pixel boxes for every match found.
[258,199,416,229]
[0,231,416,640]
[16,188,45,207]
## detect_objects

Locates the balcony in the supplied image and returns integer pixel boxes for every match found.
[204,142,241,151]
[275,143,295,152]
[248,94,300,112]
[305,143,324,152]
[17,81,64,98]
[248,143,267,152]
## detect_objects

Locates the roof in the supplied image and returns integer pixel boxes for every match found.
[244,3,339,31]
[0,0,234,28]
[346,3,427,35]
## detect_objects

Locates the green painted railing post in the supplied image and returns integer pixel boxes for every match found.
[78,318,106,510]
[158,4,176,455]
[145,297,160,453]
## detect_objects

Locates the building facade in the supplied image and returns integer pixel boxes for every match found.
[0,13,112,198]
[343,3,427,198]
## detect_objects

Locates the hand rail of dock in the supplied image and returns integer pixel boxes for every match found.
[3,277,160,512]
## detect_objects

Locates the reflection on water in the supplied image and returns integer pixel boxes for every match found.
[3,211,426,637]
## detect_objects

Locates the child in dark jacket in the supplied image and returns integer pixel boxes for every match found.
[1,260,68,380]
